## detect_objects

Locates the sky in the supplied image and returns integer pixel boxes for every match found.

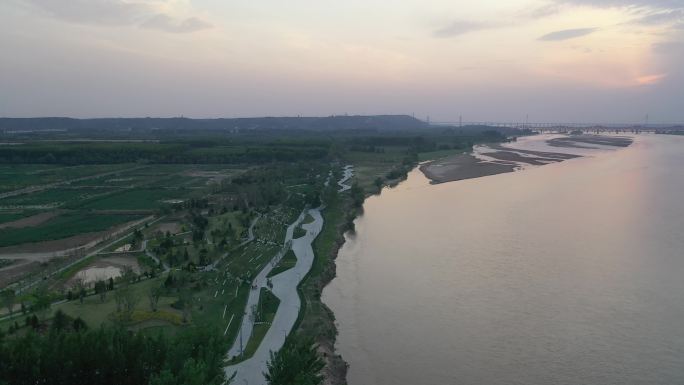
[1,0,683,123]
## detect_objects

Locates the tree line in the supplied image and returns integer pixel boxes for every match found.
[0,323,227,385]
[0,142,329,165]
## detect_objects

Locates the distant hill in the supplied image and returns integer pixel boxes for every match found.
[0,115,429,132]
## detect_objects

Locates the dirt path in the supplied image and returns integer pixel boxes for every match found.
[0,165,143,200]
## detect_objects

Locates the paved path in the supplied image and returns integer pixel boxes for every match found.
[224,208,324,385]
[15,215,161,293]
[141,239,170,272]
[337,165,354,192]
[225,211,305,358]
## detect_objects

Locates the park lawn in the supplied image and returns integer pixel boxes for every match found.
[207,211,246,243]
[189,273,251,345]
[293,226,307,239]
[238,288,280,361]
[0,211,143,247]
[267,249,297,278]
[54,276,172,329]
[295,195,347,340]
[301,213,315,225]
[253,214,288,244]
[219,242,280,281]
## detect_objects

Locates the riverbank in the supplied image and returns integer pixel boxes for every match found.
[420,134,632,184]
[318,134,684,385]
[318,133,636,385]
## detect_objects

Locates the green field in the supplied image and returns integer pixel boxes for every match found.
[56,276,173,327]
[0,212,142,247]
[293,226,307,239]
[295,195,347,341]
[78,188,196,210]
[0,164,133,193]
[0,210,40,224]
[0,187,114,208]
[268,249,297,278]
[239,287,280,360]
[344,147,412,191]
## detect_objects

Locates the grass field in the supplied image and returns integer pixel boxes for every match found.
[239,287,280,360]
[296,195,346,341]
[54,275,177,329]
[267,249,297,278]
[189,271,250,346]
[293,226,307,239]
[253,210,295,244]
[78,188,196,210]
[0,187,114,208]
[0,210,40,224]
[0,164,132,193]
[344,147,410,191]
[0,212,142,247]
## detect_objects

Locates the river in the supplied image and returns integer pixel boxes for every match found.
[323,134,684,385]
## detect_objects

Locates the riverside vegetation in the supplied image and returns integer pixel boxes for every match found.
[0,116,521,385]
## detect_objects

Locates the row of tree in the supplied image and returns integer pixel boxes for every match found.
[0,323,227,385]
[0,142,330,165]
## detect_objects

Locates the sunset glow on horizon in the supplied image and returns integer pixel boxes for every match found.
[1,0,683,122]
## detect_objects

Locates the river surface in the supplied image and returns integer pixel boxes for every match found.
[323,134,684,385]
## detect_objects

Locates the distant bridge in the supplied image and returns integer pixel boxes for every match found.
[431,121,684,134]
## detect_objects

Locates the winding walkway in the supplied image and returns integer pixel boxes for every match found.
[224,208,324,385]
[337,165,354,192]
[224,165,351,384]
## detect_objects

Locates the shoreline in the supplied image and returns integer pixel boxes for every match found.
[317,134,635,385]
[420,134,632,184]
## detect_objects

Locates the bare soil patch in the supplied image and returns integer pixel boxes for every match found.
[155,222,182,235]
[548,135,633,148]
[420,153,515,184]
[0,210,62,230]
[481,151,563,165]
[0,218,144,254]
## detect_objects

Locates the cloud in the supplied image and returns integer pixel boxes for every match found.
[24,0,147,25]
[629,9,684,24]
[539,27,598,40]
[23,0,210,33]
[520,4,562,19]
[141,14,211,34]
[554,0,684,9]
[652,40,684,52]
[433,20,493,38]
[635,73,667,84]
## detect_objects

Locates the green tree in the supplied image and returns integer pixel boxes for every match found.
[264,337,324,385]
[33,288,51,320]
[350,182,365,207]
[373,177,384,190]
[72,317,87,331]
[94,280,107,302]
[1,290,15,316]
[51,310,68,331]
[148,286,162,312]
